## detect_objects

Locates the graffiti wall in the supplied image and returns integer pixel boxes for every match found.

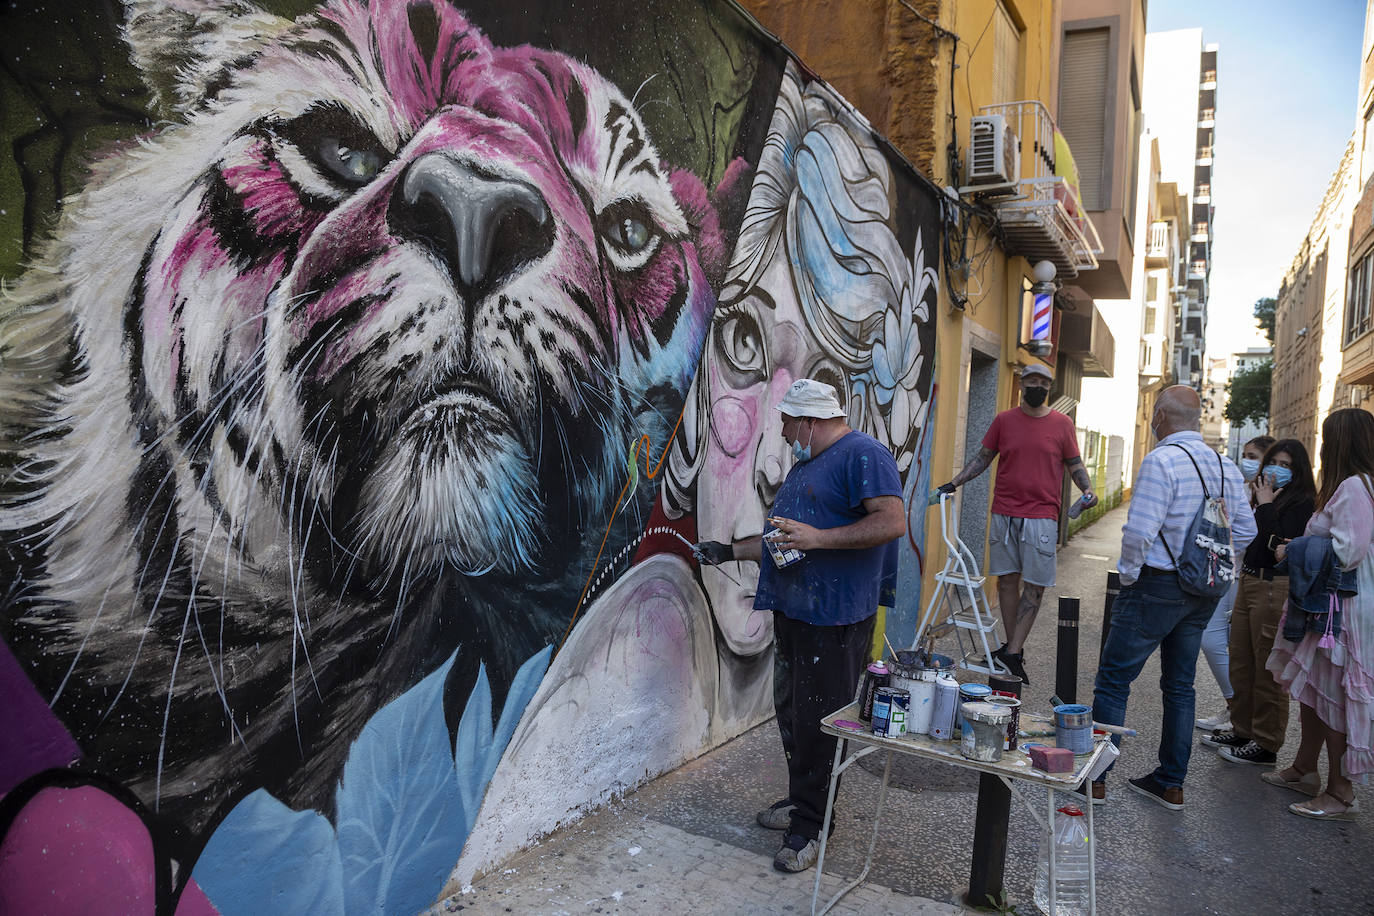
[0,0,940,912]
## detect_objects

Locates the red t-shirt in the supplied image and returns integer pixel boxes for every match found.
[981,408,1080,519]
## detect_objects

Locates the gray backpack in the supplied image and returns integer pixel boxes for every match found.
[1161,444,1237,599]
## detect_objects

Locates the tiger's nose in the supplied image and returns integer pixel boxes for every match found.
[389,153,553,300]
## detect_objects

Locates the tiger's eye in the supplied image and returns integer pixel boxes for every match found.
[319,136,384,184]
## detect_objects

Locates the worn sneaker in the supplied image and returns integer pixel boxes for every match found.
[993,646,1030,686]
[756,798,795,831]
[1194,708,1232,731]
[1128,774,1184,810]
[1219,741,1278,766]
[1075,779,1107,806]
[1199,729,1247,750]
[773,833,819,873]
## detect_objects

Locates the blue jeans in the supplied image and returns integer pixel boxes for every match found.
[1093,572,1217,787]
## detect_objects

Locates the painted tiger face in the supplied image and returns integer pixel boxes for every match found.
[133,0,717,585]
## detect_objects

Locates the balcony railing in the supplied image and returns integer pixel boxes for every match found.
[976,100,1103,277]
[1146,220,1172,267]
[1198,108,1215,125]
[1195,184,1211,202]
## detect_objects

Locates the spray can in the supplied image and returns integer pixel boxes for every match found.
[856,660,891,722]
[929,675,960,739]
[1067,492,1094,519]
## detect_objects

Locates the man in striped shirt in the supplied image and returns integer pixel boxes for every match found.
[1090,386,1256,810]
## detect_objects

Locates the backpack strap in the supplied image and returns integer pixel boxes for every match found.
[1169,443,1209,498]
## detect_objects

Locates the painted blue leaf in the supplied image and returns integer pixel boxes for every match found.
[452,645,552,832]
[336,652,464,916]
[191,789,344,916]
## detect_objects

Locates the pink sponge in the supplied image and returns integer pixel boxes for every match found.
[1029,745,1075,774]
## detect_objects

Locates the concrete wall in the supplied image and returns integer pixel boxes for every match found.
[0,0,942,910]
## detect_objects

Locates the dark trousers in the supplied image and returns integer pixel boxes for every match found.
[773,611,876,840]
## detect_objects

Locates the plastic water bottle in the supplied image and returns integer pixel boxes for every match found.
[1033,804,1091,916]
[1066,493,1093,519]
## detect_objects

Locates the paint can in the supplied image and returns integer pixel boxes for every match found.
[884,688,910,737]
[1055,703,1094,754]
[985,694,1021,750]
[959,701,1011,762]
[929,674,961,740]
[856,660,890,722]
[762,528,804,568]
[889,658,936,735]
[956,683,992,736]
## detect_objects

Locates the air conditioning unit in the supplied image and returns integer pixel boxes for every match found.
[967,114,1019,185]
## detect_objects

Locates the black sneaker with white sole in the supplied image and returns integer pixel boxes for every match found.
[1199,728,1247,749]
[993,646,1030,686]
[1219,740,1278,766]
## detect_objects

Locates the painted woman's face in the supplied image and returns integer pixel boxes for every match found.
[695,254,849,656]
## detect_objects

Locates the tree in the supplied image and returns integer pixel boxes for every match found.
[1254,297,1276,344]
[1225,359,1272,427]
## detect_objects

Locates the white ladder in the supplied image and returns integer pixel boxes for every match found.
[911,492,1009,676]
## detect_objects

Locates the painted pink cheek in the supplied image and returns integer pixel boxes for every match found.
[709,394,758,458]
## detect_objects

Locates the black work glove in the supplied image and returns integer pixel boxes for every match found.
[692,540,734,566]
[936,482,957,496]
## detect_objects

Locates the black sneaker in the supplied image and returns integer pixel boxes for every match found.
[993,646,1030,686]
[1199,729,1247,749]
[1128,773,1184,810]
[1219,741,1278,766]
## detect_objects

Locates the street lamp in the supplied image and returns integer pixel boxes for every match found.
[1023,260,1057,358]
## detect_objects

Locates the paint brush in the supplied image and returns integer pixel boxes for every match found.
[883,632,897,660]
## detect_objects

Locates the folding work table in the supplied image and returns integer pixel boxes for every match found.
[811,703,1112,916]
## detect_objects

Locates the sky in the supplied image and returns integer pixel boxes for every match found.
[1146,0,1368,359]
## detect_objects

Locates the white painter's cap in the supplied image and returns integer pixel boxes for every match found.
[776,379,847,419]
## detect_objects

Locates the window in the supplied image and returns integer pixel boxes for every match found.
[1124,62,1142,241]
[992,1,1021,104]
[1144,304,1157,335]
[1346,250,1374,345]
[1059,28,1110,210]
[1147,276,1158,302]
[1362,105,1374,185]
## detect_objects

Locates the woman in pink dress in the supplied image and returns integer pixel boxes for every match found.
[1265,408,1374,820]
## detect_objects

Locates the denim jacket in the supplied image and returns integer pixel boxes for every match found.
[1278,535,1358,642]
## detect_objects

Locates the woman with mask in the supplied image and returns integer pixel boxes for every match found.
[1264,409,1374,819]
[1196,436,1275,731]
[1206,439,1316,766]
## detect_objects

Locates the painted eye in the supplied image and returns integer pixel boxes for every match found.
[714,305,767,384]
[319,137,384,183]
[599,203,658,255]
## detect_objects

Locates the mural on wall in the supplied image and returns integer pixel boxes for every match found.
[0,0,939,912]
[456,60,942,884]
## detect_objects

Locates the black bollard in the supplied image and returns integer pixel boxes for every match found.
[1100,571,1120,658]
[968,674,1021,908]
[1056,596,1080,705]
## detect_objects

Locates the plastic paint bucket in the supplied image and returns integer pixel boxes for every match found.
[889,658,937,735]
[1055,703,1094,754]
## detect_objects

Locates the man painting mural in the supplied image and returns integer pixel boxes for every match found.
[696,378,905,873]
[937,363,1096,684]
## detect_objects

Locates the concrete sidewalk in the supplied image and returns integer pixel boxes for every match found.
[430,501,1372,914]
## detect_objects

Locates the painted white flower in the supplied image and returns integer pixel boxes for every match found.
[870,228,936,463]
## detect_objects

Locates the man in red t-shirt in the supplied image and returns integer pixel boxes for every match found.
[936,363,1096,684]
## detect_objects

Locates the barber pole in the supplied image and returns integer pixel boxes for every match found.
[1031,290,1053,342]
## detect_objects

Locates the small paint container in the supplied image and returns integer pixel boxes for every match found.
[985,694,1021,751]
[872,686,895,737]
[884,688,910,737]
[763,528,804,568]
[956,683,993,736]
[1055,703,1094,754]
[929,675,961,740]
[959,701,1012,762]
[856,660,890,722]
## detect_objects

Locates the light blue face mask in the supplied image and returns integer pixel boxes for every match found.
[1239,458,1261,481]
[1266,465,1293,489]
[792,422,814,463]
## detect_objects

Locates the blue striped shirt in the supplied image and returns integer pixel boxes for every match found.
[1118,431,1257,586]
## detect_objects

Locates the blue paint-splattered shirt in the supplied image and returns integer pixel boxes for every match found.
[753,431,903,626]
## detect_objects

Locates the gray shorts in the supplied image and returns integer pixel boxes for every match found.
[986,514,1058,587]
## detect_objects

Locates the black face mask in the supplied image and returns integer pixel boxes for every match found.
[1023,386,1049,408]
